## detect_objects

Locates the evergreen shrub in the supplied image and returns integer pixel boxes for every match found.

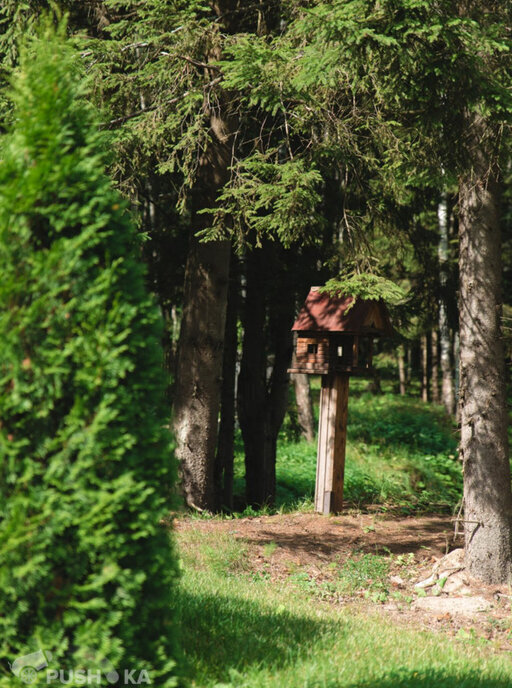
[0,22,179,687]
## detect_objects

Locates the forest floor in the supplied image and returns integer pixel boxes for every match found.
[177,510,512,686]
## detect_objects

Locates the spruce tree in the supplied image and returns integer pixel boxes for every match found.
[0,22,179,686]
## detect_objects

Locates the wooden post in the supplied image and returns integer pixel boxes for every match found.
[315,373,350,514]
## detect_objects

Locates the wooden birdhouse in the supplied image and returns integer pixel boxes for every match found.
[288,287,393,376]
[289,287,393,515]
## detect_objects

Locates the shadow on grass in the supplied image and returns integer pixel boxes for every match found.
[179,587,342,684]
[241,514,453,557]
[348,671,512,688]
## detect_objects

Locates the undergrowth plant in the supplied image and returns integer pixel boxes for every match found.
[228,386,461,515]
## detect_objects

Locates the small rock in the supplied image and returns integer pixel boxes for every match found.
[436,548,465,577]
[390,575,405,587]
[383,602,399,612]
[442,572,466,594]
[414,549,465,590]
[415,574,437,589]
[413,596,492,616]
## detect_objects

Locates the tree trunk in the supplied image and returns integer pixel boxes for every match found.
[238,247,268,507]
[438,193,456,415]
[238,244,295,508]
[459,113,512,583]
[406,344,412,386]
[173,240,231,510]
[397,345,406,396]
[367,367,382,395]
[215,254,239,511]
[420,333,428,402]
[173,16,237,510]
[293,373,315,442]
[431,329,440,404]
[453,329,461,425]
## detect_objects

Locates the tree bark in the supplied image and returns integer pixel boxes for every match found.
[438,193,456,415]
[431,328,440,404]
[238,247,268,506]
[459,113,512,583]
[214,254,239,511]
[406,344,412,386]
[367,367,382,395]
[293,373,315,442]
[173,240,231,510]
[453,329,461,424]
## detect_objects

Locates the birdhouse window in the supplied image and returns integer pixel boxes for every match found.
[307,343,318,354]
[328,335,354,369]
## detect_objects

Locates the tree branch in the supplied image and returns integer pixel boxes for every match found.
[101,76,223,129]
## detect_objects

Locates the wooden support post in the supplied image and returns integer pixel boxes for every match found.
[315,373,350,514]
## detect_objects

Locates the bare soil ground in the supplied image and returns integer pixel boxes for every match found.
[177,512,512,651]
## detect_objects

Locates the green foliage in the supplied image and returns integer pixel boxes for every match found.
[347,393,461,508]
[0,23,178,686]
[199,153,324,250]
[347,393,456,455]
[230,389,461,514]
[321,273,408,305]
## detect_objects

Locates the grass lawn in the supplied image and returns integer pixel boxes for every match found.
[175,370,512,687]
[177,525,512,688]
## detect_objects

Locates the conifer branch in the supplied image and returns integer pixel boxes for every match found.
[102,76,223,129]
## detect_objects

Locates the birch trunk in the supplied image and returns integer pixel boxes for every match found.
[421,333,428,402]
[397,345,406,396]
[438,194,456,415]
[431,329,440,404]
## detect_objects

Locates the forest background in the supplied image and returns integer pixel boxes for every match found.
[1,0,512,594]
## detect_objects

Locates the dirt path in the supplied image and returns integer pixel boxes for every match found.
[178,511,456,567]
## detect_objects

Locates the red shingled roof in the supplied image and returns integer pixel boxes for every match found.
[292,287,393,335]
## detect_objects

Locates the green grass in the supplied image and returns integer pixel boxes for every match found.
[231,385,461,515]
[178,530,512,688]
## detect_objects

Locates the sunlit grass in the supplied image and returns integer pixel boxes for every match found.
[178,530,512,688]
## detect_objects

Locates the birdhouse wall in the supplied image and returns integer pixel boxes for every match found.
[295,336,330,373]
[290,332,375,375]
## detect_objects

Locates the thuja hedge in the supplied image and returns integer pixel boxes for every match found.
[0,23,179,687]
